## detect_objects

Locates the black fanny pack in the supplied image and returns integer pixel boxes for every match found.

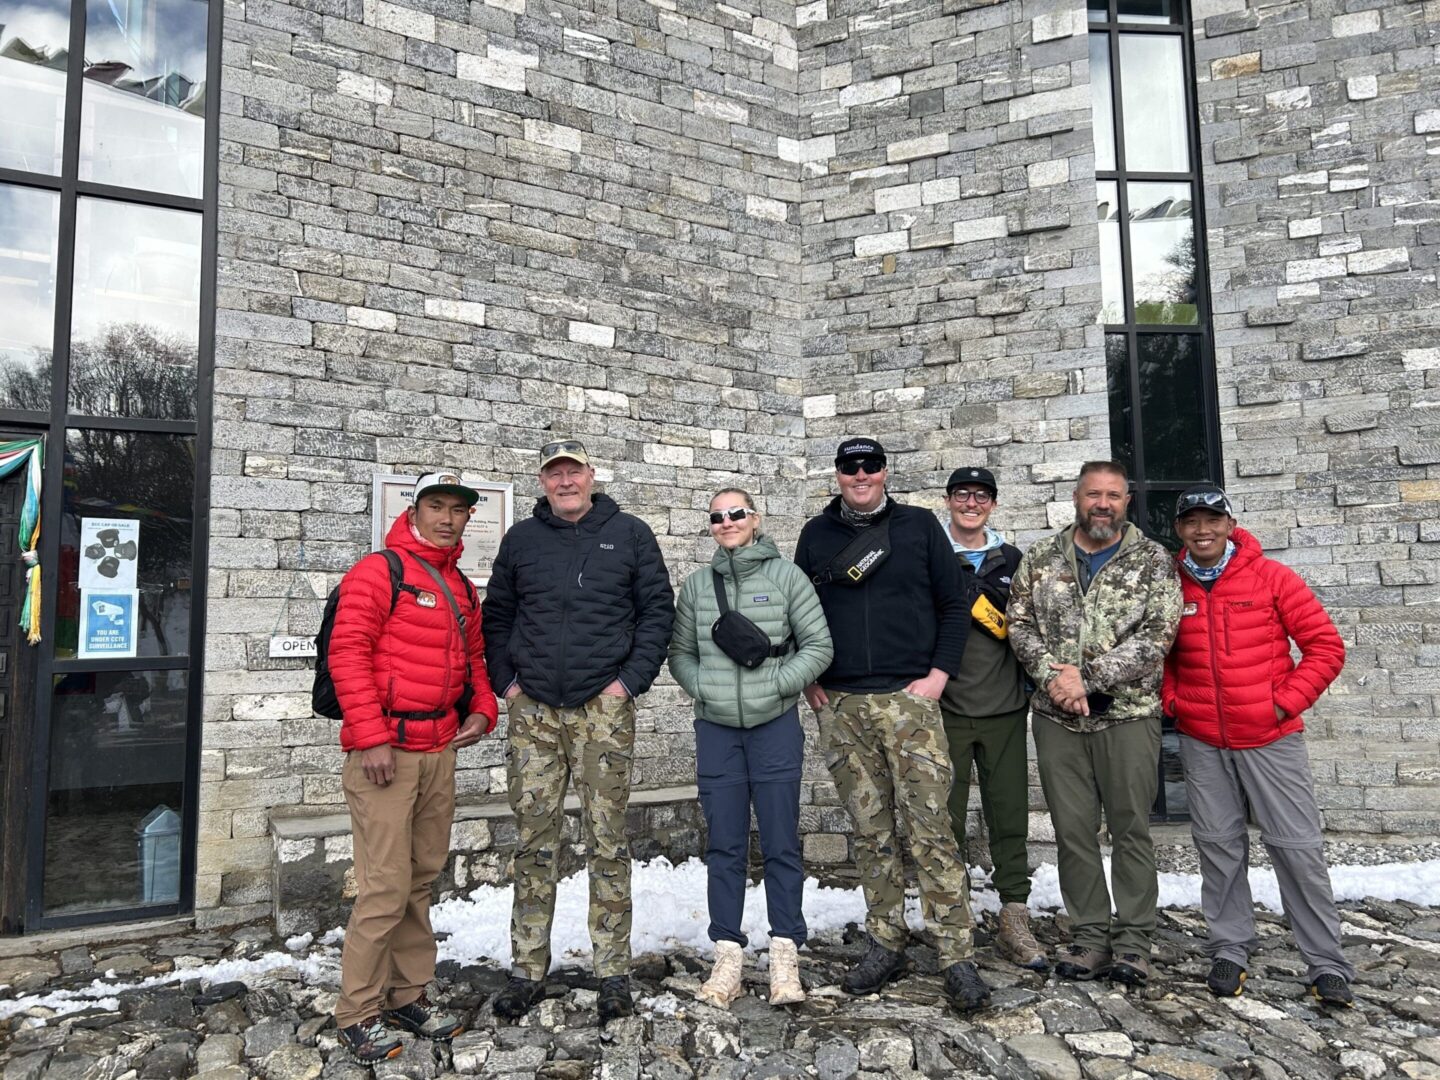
[811,518,891,587]
[711,571,791,669]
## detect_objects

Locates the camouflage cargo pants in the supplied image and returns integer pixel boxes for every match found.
[819,691,975,965]
[507,691,635,980]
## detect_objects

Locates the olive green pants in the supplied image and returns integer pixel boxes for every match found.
[942,705,1032,905]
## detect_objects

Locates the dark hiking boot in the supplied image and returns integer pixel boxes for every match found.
[337,1017,404,1064]
[841,939,907,995]
[1206,959,1247,997]
[491,976,545,1021]
[1310,973,1354,1008]
[383,992,464,1041]
[942,961,991,1013]
[1053,945,1111,981]
[597,975,635,1022]
[1108,953,1150,987]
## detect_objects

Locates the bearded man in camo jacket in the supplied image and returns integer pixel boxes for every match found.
[1008,460,1181,989]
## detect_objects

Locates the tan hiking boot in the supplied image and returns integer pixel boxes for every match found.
[1054,945,1112,981]
[996,903,1048,971]
[767,937,806,1006]
[1109,953,1150,987]
[696,940,745,1008]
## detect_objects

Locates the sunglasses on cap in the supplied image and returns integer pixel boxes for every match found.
[837,457,886,476]
[541,440,586,459]
[1176,490,1232,515]
[709,507,757,525]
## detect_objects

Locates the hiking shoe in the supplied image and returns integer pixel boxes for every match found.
[841,939,907,995]
[597,975,635,1022]
[697,940,745,1008]
[942,960,991,1013]
[767,936,806,1006]
[383,992,464,1041]
[1309,973,1354,1008]
[1206,959,1247,997]
[491,975,544,1021]
[996,903,1048,971]
[1054,945,1111,981]
[337,1017,404,1064]
[1109,953,1150,987]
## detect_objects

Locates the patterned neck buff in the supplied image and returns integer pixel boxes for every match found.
[839,494,891,528]
[1183,539,1236,582]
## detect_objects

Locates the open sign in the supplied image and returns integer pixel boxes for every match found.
[269,635,318,658]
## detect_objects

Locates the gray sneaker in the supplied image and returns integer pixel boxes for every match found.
[383,992,464,1041]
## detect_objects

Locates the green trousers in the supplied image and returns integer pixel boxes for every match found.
[941,705,1032,905]
[1032,714,1160,956]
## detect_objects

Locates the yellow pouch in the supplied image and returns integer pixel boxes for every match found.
[971,593,1008,640]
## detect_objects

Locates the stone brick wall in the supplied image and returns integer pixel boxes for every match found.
[1193,0,1440,834]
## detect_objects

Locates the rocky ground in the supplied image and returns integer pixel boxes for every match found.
[2,885,1440,1080]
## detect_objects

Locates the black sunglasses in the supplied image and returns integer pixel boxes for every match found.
[541,440,586,458]
[838,457,886,476]
[709,507,755,525]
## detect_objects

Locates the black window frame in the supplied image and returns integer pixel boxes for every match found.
[0,0,222,930]
[1089,0,1220,822]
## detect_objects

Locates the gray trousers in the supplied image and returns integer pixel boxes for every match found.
[1179,732,1354,983]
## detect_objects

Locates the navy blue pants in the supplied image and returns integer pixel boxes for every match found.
[695,706,807,947]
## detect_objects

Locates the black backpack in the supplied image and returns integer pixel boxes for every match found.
[311,550,478,720]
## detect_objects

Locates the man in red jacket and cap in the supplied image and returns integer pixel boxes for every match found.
[1163,484,1352,1008]
[328,473,500,1062]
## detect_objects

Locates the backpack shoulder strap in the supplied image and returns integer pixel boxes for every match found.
[380,549,404,612]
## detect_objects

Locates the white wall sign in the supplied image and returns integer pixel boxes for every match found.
[268,635,317,658]
[371,473,514,585]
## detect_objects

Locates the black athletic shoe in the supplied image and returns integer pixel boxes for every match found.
[383,992,464,1041]
[597,975,635,1022]
[1310,973,1354,1008]
[337,1017,404,1063]
[942,961,991,1013]
[1206,959,1247,997]
[491,976,545,1021]
[841,939,907,995]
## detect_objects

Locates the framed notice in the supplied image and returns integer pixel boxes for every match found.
[371,473,514,586]
[78,589,140,658]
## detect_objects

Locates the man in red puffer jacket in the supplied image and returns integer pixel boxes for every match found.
[328,473,499,1063]
[1162,484,1353,1009]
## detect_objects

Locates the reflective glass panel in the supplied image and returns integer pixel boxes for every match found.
[1106,334,1133,474]
[1118,0,1181,24]
[69,198,200,419]
[1097,182,1123,324]
[1118,34,1189,172]
[1129,182,1197,325]
[1087,0,1110,21]
[1136,334,1208,481]
[0,0,69,174]
[1143,488,1187,552]
[44,669,187,914]
[56,429,195,659]
[79,0,208,198]
[1089,36,1116,172]
[0,185,59,410]
[1157,714,1188,816]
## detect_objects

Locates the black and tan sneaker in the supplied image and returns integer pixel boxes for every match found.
[942,960,991,1013]
[1053,945,1111,981]
[597,975,635,1022]
[337,1016,404,1063]
[1206,959,1246,997]
[491,975,545,1021]
[383,992,464,1041]
[1109,953,1149,987]
[1309,973,1354,1008]
[841,939,907,995]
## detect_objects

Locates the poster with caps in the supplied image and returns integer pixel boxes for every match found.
[371,473,513,586]
[79,518,140,590]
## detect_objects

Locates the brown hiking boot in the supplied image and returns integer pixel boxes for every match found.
[1053,945,1111,981]
[1109,953,1150,986]
[995,903,1048,971]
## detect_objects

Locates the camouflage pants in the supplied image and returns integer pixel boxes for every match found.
[819,691,974,965]
[507,691,635,980]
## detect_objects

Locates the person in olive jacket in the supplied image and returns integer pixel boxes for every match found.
[668,488,833,1010]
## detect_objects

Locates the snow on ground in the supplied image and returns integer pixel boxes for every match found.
[4,856,1439,1024]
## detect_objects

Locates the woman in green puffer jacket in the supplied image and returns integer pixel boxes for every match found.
[668,488,833,1011]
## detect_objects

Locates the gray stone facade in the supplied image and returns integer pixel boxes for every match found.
[202,0,1440,923]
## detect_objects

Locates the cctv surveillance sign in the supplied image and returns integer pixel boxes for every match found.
[78,590,139,658]
[79,518,139,591]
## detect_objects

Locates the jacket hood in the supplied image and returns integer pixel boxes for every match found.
[533,491,621,532]
[712,534,782,577]
[1177,525,1263,582]
[952,523,1005,554]
[385,510,463,571]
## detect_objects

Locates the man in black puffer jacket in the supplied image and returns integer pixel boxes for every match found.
[482,439,674,1024]
[795,438,989,1013]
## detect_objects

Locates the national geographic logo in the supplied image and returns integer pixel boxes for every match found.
[847,548,884,581]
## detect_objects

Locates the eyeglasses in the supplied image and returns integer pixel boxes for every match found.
[837,457,886,476]
[948,489,994,505]
[540,440,586,459]
[709,507,757,525]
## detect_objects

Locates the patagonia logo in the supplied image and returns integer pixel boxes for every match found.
[753,595,769,603]
[1182,602,1198,616]
[599,543,614,550]
[1000,576,1011,585]
[849,548,885,579]
[416,591,438,608]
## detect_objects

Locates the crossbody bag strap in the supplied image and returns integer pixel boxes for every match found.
[712,569,791,658]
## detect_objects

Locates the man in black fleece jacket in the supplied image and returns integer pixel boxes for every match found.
[794,438,988,1013]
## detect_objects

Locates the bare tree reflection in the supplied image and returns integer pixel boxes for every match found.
[0,322,197,419]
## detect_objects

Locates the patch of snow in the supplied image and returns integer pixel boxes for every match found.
[286,932,314,952]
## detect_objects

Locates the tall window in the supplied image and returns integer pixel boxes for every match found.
[0,0,218,928]
[1088,0,1218,820]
